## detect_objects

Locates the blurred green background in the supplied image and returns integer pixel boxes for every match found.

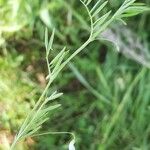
[0,0,150,149]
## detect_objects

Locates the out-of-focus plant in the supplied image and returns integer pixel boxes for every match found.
[0,0,31,32]
[0,0,42,45]
[0,53,37,150]
[9,0,149,150]
[0,54,36,129]
[101,24,150,68]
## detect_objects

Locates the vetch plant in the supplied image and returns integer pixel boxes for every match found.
[10,0,149,149]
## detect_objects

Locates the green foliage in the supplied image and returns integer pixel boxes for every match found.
[10,30,62,150]
[0,0,31,32]
[0,53,35,130]
[0,0,149,150]
[11,0,149,149]
[0,53,37,150]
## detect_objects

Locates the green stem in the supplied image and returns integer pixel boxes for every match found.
[10,1,93,149]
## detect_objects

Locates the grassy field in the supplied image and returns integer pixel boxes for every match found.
[0,0,150,150]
